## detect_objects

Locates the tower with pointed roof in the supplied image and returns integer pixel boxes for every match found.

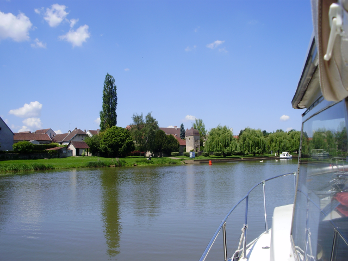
[185,127,200,152]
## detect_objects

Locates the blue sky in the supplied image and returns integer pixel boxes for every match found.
[1,0,313,135]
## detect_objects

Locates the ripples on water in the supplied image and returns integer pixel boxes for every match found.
[0,159,297,260]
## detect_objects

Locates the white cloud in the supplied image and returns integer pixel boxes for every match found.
[55,129,62,134]
[18,126,30,132]
[59,25,90,47]
[95,117,100,125]
[34,9,41,14]
[44,4,68,27]
[185,115,196,121]
[124,68,129,72]
[194,26,200,33]
[280,115,290,121]
[69,18,78,28]
[206,40,225,49]
[9,101,42,118]
[219,47,228,53]
[23,117,42,129]
[0,11,32,42]
[286,127,293,132]
[185,45,196,52]
[31,38,46,48]
[167,125,174,128]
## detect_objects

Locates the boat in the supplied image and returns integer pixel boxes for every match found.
[279,152,292,159]
[199,1,348,260]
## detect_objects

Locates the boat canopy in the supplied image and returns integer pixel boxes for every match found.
[292,0,348,109]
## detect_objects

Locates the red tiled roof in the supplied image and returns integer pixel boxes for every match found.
[63,128,87,141]
[160,127,181,136]
[52,133,69,142]
[70,141,89,149]
[14,133,51,141]
[35,129,50,134]
[88,130,99,136]
[172,134,186,146]
[46,147,63,151]
[52,128,87,142]
[185,127,199,136]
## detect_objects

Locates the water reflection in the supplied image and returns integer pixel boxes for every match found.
[100,170,121,258]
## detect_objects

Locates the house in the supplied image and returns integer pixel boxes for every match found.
[87,129,100,137]
[46,146,71,157]
[160,126,186,154]
[35,128,56,139]
[185,127,200,152]
[0,117,14,151]
[13,132,52,144]
[172,134,186,154]
[68,141,90,156]
[52,128,88,145]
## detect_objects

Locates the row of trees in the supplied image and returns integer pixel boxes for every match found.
[204,126,301,156]
[93,73,308,158]
[85,111,179,157]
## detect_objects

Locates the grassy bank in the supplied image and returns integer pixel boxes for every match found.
[0,153,290,174]
[0,156,183,174]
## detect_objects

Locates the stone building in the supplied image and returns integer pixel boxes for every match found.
[185,127,200,152]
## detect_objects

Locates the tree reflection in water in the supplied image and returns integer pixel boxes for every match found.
[100,170,121,258]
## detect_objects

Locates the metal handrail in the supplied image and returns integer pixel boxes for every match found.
[199,172,296,261]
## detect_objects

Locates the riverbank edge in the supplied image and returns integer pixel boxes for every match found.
[183,156,297,164]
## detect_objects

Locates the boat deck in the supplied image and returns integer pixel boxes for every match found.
[240,204,295,261]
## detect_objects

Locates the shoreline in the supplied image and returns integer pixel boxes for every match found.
[184,156,297,164]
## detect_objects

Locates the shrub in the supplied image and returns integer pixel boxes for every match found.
[203,152,209,157]
[86,161,109,168]
[171,152,180,156]
[183,152,190,157]
[100,126,135,157]
[213,152,222,157]
[13,141,34,154]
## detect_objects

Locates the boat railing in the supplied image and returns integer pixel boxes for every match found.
[199,172,297,261]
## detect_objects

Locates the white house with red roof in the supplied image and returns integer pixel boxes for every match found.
[160,126,187,154]
[53,128,88,145]
[35,128,56,139]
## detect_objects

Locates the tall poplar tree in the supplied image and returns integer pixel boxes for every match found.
[180,123,185,139]
[100,73,117,131]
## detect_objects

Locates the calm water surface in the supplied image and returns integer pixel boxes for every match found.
[0,159,297,260]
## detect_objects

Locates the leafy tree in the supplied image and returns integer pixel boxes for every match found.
[204,125,237,157]
[153,130,179,155]
[154,130,167,153]
[262,130,270,137]
[288,130,301,153]
[266,131,289,155]
[192,118,207,148]
[239,128,266,156]
[164,134,179,155]
[144,112,159,153]
[13,141,34,154]
[100,126,134,157]
[129,112,159,154]
[180,123,185,139]
[336,127,347,155]
[100,73,117,131]
[85,134,102,156]
[130,113,146,151]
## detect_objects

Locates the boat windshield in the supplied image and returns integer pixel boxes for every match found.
[291,98,348,260]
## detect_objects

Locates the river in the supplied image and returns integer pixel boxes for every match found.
[0,159,297,261]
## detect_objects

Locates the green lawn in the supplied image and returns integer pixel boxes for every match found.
[0,156,184,174]
[0,153,285,174]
